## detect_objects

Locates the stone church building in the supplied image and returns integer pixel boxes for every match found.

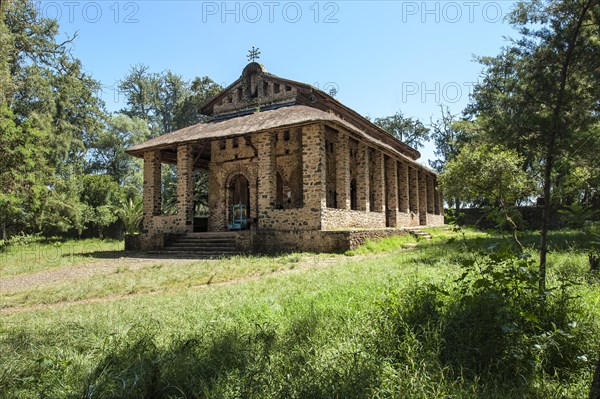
[126,63,444,253]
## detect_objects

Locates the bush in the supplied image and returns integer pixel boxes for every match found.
[376,248,598,391]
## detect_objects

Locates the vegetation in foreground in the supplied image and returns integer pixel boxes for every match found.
[1,227,599,398]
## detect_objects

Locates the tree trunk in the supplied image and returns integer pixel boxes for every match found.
[539,153,554,292]
[590,351,600,399]
[538,0,593,293]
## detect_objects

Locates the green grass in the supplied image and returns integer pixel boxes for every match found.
[1,228,598,398]
[0,238,123,277]
[1,252,338,309]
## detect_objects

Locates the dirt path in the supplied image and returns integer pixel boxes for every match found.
[1,246,416,315]
[0,257,198,293]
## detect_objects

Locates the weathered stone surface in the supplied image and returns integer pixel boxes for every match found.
[134,64,444,252]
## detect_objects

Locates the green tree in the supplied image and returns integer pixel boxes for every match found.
[80,174,121,238]
[1,0,107,239]
[374,111,430,149]
[119,66,222,136]
[440,143,533,250]
[86,114,150,185]
[0,105,50,238]
[175,76,222,128]
[468,0,600,289]
[428,106,473,173]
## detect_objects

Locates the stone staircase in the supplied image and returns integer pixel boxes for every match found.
[150,232,240,258]
[406,228,432,240]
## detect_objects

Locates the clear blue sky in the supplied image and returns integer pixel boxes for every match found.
[47,0,518,164]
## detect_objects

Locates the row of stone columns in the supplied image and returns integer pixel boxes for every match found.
[314,124,443,225]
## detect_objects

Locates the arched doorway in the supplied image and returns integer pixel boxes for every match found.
[230,174,250,209]
[228,174,250,229]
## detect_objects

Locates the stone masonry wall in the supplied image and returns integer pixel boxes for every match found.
[253,228,410,253]
[321,208,386,230]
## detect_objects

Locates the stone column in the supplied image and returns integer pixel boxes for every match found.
[302,123,326,216]
[418,170,428,225]
[427,174,435,214]
[371,150,385,213]
[436,179,444,216]
[257,131,277,214]
[336,130,350,210]
[356,143,370,211]
[409,166,419,216]
[385,156,398,227]
[143,150,162,219]
[398,162,409,213]
[177,144,194,232]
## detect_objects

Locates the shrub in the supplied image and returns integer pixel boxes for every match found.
[376,247,598,391]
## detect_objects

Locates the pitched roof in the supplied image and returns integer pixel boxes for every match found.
[125,105,420,165]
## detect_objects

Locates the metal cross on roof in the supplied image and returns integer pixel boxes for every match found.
[247,46,261,62]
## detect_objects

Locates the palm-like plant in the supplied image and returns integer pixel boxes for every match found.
[116,197,143,235]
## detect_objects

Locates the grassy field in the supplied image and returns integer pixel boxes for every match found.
[1,228,598,398]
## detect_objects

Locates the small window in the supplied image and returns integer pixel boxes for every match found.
[283,130,290,141]
[219,139,226,150]
[263,81,269,95]
[227,95,233,104]
[274,83,280,93]
[285,85,292,91]
[237,87,243,102]
[273,132,278,143]
[232,137,239,148]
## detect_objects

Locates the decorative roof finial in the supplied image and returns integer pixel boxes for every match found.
[247,46,261,62]
[329,87,338,97]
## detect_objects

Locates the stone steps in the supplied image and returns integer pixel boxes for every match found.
[149,232,241,258]
[406,228,432,240]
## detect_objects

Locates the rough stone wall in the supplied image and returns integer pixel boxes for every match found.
[321,208,386,230]
[426,213,445,226]
[426,174,435,214]
[212,70,298,116]
[336,129,350,210]
[434,181,442,215]
[176,144,194,232]
[385,156,399,227]
[370,148,385,212]
[398,162,409,213]
[325,126,338,208]
[301,123,327,213]
[141,149,193,250]
[143,150,161,219]
[253,228,409,253]
[208,136,259,231]
[274,127,303,209]
[249,123,325,231]
[418,170,428,225]
[408,166,420,226]
[357,143,370,211]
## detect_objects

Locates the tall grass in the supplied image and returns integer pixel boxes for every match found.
[0,228,598,398]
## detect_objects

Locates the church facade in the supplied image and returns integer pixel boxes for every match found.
[126,63,444,253]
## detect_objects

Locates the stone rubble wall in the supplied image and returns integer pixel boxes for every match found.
[321,208,386,230]
[252,229,411,254]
